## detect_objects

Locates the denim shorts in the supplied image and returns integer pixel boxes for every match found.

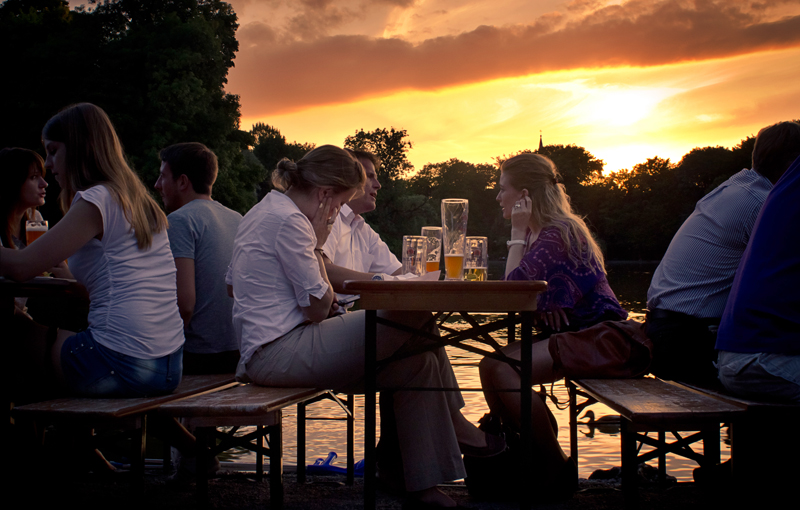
[61,330,183,398]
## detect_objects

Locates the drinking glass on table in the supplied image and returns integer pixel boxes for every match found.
[421,226,442,275]
[402,235,427,276]
[441,199,469,280]
[464,236,488,281]
[25,220,48,245]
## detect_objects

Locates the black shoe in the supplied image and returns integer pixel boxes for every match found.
[540,457,578,502]
[459,431,507,458]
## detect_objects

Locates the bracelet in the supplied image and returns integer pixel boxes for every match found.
[506,240,526,249]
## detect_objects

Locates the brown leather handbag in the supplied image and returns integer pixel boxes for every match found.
[548,319,653,379]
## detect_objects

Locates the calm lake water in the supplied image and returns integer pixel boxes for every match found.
[219,262,730,481]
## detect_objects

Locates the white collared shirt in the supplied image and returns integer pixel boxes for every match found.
[321,204,402,278]
[227,191,329,365]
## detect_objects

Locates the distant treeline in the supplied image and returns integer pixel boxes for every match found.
[0,1,786,262]
[252,123,759,261]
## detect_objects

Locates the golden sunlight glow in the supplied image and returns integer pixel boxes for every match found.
[242,47,800,174]
[562,84,682,127]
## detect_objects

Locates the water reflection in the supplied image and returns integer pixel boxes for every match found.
[223,263,730,482]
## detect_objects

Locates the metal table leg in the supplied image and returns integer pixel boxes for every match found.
[519,311,533,510]
[364,309,377,509]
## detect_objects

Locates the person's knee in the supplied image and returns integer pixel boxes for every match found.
[479,355,505,384]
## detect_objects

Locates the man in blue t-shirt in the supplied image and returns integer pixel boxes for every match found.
[715,154,800,403]
[156,142,242,374]
[646,121,800,384]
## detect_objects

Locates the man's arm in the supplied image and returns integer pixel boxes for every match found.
[174,257,196,326]
[323,255,375,294]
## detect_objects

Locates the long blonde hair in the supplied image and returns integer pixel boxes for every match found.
[42,103,167,250]
[501,153,605,272]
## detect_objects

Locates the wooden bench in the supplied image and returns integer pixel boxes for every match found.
[673,381,800,486]
[157,384,354,508]
[12,374,237,492]
[567,378,745,498]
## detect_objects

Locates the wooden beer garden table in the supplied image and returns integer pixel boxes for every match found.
[1,276,85,322]
[342,279,548,510]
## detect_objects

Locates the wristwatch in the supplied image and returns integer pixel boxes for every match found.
[371,273,385,281]
[506,240,526,248]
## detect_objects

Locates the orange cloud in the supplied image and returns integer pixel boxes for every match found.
[228,0,800,116]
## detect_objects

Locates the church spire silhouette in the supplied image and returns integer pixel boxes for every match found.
[538,130,543,151]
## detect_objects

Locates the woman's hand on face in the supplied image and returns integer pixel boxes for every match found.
[312,195,334,248]
[510,190,532,235]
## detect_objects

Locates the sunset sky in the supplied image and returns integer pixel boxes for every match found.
[218,0,800,173]
[66,1,793,173]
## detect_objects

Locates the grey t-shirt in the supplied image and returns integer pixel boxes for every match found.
[168,199,242,354]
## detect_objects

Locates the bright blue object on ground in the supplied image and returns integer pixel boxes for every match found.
[306,451,365,476]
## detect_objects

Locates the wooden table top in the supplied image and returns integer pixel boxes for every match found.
[342,280,547,312]
[0,276,83,298]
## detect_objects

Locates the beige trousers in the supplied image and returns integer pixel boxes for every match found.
[244,310,467,491]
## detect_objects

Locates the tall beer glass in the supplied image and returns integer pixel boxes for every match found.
[441,199,468,280]
[464,236,488,281]
[421,226,442,274]
[402,235,427,276]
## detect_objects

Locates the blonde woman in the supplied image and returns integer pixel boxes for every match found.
[478,153,626,498]
[1,103,184,397]
[229,145,501,508]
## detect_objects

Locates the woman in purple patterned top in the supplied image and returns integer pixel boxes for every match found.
[477,153,625,498]
[506,226,626,332]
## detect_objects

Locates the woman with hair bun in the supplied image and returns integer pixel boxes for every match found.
[477,153,627,498]
[0,103,184,398]
[228,144,499,508]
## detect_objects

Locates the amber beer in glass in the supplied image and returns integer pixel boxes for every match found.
[25,220,48,245]
[444,254,465,279]
[421,226,442,276]
[441,199,468,280]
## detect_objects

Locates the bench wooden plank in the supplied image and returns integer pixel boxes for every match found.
[575,378,745,427]
[158,384,330,509]
[13,374,237,420]
[158,385,326,418]
[673,380,800,417]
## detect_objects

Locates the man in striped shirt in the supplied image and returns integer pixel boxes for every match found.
[645,121,800,384]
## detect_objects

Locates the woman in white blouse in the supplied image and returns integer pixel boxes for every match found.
[228,145,502,508]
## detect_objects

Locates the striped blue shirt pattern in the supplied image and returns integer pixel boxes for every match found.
[647,168,772,318]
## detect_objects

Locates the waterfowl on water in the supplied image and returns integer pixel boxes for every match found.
[578,410,621,437]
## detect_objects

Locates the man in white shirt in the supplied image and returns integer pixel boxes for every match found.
[322,150,503,490]
[322,149,402,293]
